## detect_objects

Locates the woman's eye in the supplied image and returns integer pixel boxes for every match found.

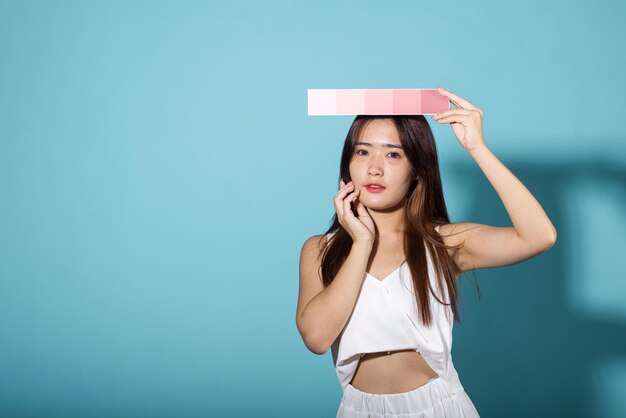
[355,149,401,158]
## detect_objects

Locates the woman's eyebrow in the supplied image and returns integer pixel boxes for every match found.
[354,141,403,150]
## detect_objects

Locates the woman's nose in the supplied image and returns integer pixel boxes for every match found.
[367,155,384,172]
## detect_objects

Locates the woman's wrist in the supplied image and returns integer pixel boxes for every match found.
[351,239,374,253]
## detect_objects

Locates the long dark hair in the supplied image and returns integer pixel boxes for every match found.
[317,115,480,326]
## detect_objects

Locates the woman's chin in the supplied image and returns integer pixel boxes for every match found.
[361,201,388,210]
[362,198,405,211]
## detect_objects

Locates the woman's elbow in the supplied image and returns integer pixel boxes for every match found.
[541,227,557,251]
[297,321,329,355]
[303,332,329,355]
[548,227,557,246]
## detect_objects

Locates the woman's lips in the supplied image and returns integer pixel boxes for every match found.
[365,185,385,193]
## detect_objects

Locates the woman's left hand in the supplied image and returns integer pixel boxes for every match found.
[432,87,486,153]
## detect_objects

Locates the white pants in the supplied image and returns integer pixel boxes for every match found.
[336,376,480,417]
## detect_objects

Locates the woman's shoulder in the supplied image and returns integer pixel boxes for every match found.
[434,221,471,236]
[302,234,325,248]
[310,231,337,252]
[301,232,333,253]
[299,235,327,269]
[306,230,336,244]
[435,222,469,234]
[432,222,468,261]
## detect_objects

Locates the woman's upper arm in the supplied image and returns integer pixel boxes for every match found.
[296,235,326,334]
[436,222,556,272]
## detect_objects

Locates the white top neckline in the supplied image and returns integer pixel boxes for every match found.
[365,260,408,284]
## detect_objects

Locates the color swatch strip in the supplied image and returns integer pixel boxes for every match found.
[307,89,450,116]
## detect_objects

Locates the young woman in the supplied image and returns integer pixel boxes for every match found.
[296,87,556,417]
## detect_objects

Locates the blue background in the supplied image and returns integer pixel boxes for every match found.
[1,0,625,417]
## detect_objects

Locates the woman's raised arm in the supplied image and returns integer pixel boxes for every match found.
[432,87,556,272]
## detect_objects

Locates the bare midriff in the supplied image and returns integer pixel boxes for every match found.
[349,349,440,394]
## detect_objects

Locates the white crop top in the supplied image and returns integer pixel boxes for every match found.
[327,226,467,394]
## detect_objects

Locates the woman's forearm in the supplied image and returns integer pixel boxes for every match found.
[468,144,556,244]
[300,241,373,354]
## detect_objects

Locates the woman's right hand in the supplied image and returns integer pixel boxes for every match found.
[334,179,376,244]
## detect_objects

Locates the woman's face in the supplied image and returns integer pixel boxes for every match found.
[348,119,414,210]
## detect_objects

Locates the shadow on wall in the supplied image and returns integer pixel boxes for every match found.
[451,156,626,418]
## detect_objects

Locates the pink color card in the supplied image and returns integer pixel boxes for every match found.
[307,89,450,116]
